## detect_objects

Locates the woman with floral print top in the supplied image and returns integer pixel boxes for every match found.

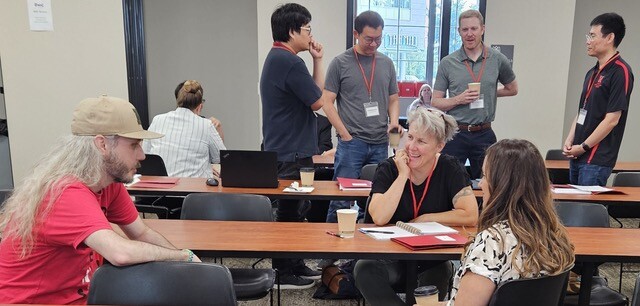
[444,139,575,306]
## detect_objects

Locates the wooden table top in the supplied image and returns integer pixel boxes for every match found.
[473,186,640,203]
[127,176,370,201]
[144,219,640,263]
[545,160,640,172]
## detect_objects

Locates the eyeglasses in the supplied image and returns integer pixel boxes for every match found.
[361,36,382,45]
[300,26,312,34]
[586,34,595,42]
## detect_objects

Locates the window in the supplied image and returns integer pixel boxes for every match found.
[353,0,486,84]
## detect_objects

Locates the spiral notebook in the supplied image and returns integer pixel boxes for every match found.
[359,221,458,240]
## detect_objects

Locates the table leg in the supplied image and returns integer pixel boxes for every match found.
[578,262,594,306]
[405,261,418,305]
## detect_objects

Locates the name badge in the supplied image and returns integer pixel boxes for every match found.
[469,94,484,109]
[364,102,380,117]
[577,109,587,125]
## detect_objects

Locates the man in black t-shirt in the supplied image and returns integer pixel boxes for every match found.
[260,3,325,289]
[563,13,634,186]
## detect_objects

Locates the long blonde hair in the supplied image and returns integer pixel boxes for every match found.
[469,139,574,275]
[0,135,105,257]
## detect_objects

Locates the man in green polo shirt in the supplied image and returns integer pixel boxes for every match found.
[432,9,518,179]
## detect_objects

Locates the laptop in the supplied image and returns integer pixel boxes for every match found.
[220,150,279,188]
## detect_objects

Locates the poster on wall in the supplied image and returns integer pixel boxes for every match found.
[491,44,514,68]
[27,0,54,31]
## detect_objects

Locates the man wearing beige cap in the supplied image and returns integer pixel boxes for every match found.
[0,95,200,304]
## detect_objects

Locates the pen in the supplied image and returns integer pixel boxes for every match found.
[326,231,344,238]
[361,230,395,234]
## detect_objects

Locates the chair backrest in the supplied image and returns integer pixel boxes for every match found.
[138,154,168,176]
[180,193,273,221]
[88,262,237,306]
[360,164,378,181]
[555,201,610,228]
[631,273,640,306]
[546,149,567,160]
[0,189,11,208]
[613,172,640,187]
[488,269,570,306]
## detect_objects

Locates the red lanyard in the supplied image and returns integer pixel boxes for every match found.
[582,52,619,109]
[409,160,437,219]
[272,41,295,54]
[353,48,376,101]
[463,46,487,83]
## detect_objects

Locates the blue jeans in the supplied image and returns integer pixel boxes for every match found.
[441,128,496,179]
[569,160,613,186]
[327,137,388,223]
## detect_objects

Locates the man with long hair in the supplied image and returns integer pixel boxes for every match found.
[563,12,634,186]
[0,96,200,304]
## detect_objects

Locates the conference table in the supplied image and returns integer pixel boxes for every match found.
[145,219,640,306]
[473,187,640,203]
[546,160,640,172]
[127,177,369,201]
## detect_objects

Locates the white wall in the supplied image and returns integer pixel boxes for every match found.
[565,0,640,162]
[0,0,128,183]
[144,0,260,150]
[485,0,576,155]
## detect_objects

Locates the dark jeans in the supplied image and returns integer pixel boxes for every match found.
[569,160,613,186]
[354,259,452,306]
[441,128,496,179]
[327,137,388,222]
[272,157,313,273]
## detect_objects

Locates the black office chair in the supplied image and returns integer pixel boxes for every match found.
[555,201,629,306]
[358,164,378,224]
[135,154,183,219]
[488,269,571,306]
[87,261,237,306]
[546,149,571,184]
[181,193,279,306]
[0,189,11,208]
[631,274,640,306]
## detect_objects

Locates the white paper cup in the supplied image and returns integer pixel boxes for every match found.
[468,82,481,92]
[337,209,358,238]
[299,167,315,187]
[414,285,439,306]
[389,129,401,148]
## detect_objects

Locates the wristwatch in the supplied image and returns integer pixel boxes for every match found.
[581,142,591,151]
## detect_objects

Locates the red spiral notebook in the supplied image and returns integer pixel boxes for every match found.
[130,177,179,189]
[391,233,468,251]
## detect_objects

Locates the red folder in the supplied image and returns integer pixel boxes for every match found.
[131,177,180,189]
[336,177,372,190]
[391,233,468,251]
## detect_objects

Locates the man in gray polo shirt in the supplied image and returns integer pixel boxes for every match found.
[322,10,400,223]
[432,9,518,179]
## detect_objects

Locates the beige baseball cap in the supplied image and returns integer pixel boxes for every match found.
[71,95,163,139]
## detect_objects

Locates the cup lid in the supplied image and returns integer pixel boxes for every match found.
[414,285,438,296]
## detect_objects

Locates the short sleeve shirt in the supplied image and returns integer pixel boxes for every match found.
[261,47,322,162]
[371,154,470,223]
[0,181,139,304]
[325,48,399,143]
[447,221,540,306]
[434,47,516,125]
[573,54,634,167]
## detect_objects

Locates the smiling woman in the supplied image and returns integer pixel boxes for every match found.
[354,107,478,306]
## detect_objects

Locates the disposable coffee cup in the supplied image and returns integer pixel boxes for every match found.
[299,167,315,187]
[337,209,358,238]
[414,285,439,306]
[468,82,481,92]
[389,128,401,148]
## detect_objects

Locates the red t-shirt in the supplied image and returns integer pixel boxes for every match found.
[0,181,139,304]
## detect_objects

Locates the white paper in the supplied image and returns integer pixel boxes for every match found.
[359,226,416,240]
[569,185,613,193]
[28,0,54,31]
[282,187,314,193]
[552,188,591,195]
[402,222,459,235]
